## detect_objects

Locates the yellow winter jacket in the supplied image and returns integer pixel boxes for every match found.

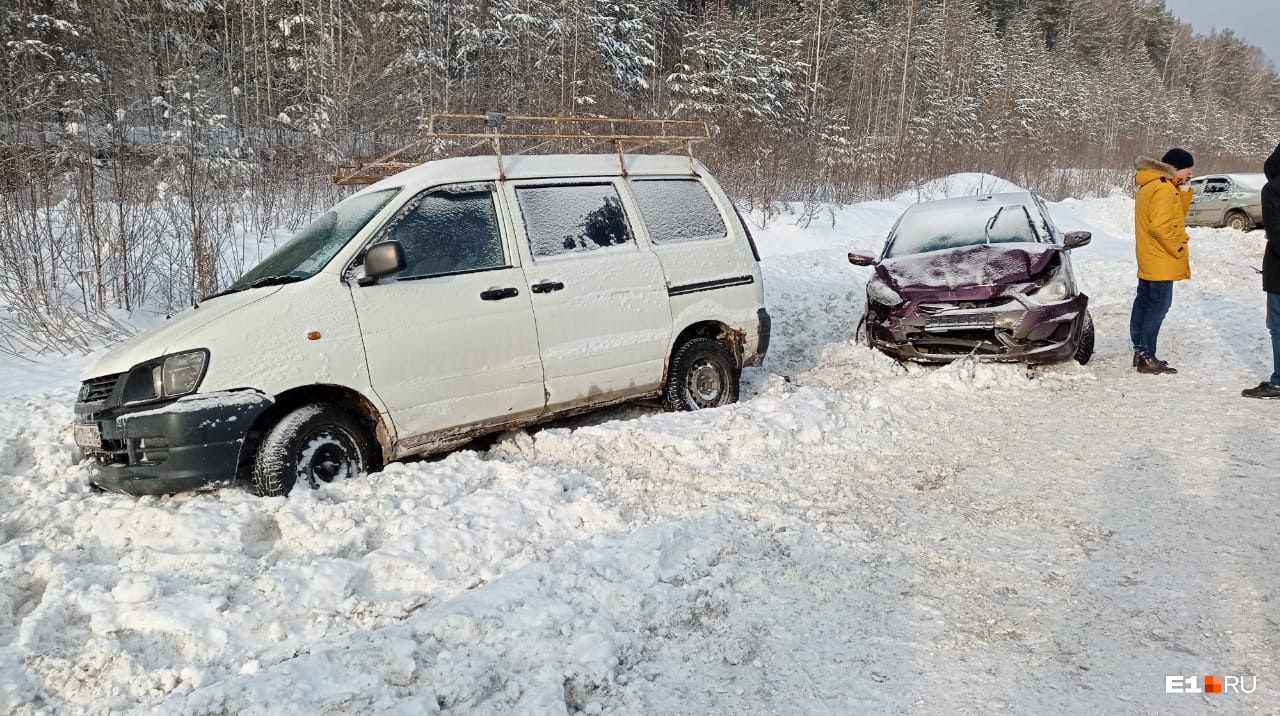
[1134,157,1193,281]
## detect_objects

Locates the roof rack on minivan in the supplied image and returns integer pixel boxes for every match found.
[332,113,711,185]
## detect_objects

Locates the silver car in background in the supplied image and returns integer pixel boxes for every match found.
[1187,173,1266,231]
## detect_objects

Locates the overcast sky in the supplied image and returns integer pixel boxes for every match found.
[1162,0,1280,66]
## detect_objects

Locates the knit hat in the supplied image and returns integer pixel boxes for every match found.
[1161,147,1194,170]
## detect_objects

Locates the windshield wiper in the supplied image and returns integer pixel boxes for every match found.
[202,274,305,301]
[983,208,1003,245]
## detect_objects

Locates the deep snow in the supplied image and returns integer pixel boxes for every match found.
[2,175,1278,714]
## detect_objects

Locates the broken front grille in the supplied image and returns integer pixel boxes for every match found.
[80,373,122,403]
[916,298,1016,313]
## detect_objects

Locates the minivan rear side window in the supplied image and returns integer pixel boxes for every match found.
[374,185,506,279]
[515,184,634,259]
[630,179,727,244]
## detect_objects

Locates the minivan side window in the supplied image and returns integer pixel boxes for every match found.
[630,179,727,243]
[373,185,506,279]
[515,184,635,259]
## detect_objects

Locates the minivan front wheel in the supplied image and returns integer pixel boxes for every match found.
[664,338,740,411]
[251,403,374,496]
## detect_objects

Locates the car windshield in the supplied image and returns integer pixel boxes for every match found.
[225,188,398,292]
[885,203,1041,258]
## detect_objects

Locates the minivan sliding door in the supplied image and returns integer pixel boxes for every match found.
[506,180,672,410]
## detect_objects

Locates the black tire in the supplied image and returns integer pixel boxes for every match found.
[251,403,374,496]
[663,338,740,412]
[1226,211,1254,232]
[1073,311,1095,365]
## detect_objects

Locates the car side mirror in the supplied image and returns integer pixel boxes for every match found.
[1062,231,1091,250]
[847,252,877,266]
[358,241,406,286]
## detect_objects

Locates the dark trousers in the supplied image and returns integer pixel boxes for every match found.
[1268,292,1280,386]
[1129,279,1174,357]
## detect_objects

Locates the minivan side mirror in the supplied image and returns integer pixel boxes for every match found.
[358,241,406,286]
[1062,231,1091,250]
[847,252,877,266]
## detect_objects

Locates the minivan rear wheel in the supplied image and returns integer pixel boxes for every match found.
[664,338,740,411]
[251,403,374,496]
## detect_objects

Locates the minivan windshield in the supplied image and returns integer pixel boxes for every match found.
[220,188,398,294]
[885,203,1042,258]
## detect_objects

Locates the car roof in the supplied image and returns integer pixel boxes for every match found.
[901,191,1040,214]
[351,154,709,197]
[1195,173,1265,181]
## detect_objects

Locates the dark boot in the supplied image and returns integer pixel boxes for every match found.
[1135,354,1176,374]
[1153,357,1177,374]
[1242,382,1280,399]
[1132,351,1141,368]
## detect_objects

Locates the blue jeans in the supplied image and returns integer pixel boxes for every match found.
[1268,292,1280,386]
[1130,279,1173,357]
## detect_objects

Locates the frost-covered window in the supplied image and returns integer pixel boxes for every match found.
[515,184,634,259]
[374,185,505,278]
[886,204,1041,258]
[629,179,727,243]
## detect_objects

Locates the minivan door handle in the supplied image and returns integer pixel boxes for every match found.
[530,281,565,294]
[480,287,519,301]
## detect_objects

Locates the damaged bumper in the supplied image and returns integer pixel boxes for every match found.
[74,390,272,496]
[865,294,1088,365]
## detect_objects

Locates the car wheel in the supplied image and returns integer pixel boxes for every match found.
[1073,311,1095,365]
[1226,211,1254,232]
[251,403,374,496]
[663,337,740,412]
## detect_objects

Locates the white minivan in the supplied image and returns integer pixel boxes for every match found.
[73,154,770,496]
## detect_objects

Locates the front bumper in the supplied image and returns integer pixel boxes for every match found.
[74,390,272,496]
[866,294,1088,365]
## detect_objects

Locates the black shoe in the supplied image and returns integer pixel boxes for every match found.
[1153,357,1177,374]
[1242,382,1280,399]
[1135,355,1176,375]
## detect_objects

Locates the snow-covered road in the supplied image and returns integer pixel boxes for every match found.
[3,177,1277,714]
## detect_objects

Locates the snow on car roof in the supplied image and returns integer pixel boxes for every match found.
[1222,173,1267,190]
[901,191,1038,215]
[353,154,709,197]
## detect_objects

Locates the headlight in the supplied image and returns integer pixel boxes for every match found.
[867,277,904,307]
[1031,267,1071,302]
[162,351,207,396]
[121,350,208,404]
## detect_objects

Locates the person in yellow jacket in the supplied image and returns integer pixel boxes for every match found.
[1130,148,1194,374]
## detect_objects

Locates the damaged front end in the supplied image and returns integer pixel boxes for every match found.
[860,244,1089,365]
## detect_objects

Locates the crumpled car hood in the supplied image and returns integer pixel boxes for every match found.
[877,243,1057,301]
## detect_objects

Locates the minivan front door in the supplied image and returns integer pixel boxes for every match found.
[506,180,672,409]
[350,183,545,451]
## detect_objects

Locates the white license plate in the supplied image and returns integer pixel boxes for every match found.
[73,423,102,449]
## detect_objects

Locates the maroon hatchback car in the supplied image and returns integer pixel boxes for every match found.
[848,192,1095,365]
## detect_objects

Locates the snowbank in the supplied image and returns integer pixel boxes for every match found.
[3,179,1278,714]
